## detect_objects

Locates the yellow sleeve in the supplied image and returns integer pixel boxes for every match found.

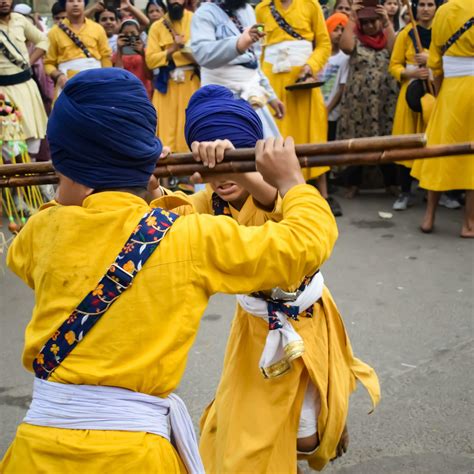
[307,2,331,75]
[7,223,35,289]
[145,21,169,69]
[24,17,49,52]
[186,189,213,215]
[191,184,338,295]
[427,13,443,76]
[44,28,59,75]
[97,26,112,67]
[389,27,408,82]
[252,193,283,222]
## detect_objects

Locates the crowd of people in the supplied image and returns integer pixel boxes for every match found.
[1,0,473,235]
[0,0,472,472]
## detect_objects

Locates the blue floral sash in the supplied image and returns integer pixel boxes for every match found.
[33,207,179,380]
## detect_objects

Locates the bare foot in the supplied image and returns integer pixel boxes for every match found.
[331,424,349,461]
[344,186,358,199]
[420,214,434,233]
[460,225,474,238]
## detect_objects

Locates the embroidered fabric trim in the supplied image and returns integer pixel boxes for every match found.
[269,0,305,41]
[58,21,92,58]
[33,207,179,380]
[441,17,473,55]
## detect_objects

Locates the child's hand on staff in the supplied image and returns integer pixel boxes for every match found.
[255,137,304,197]
[191,139,235,169]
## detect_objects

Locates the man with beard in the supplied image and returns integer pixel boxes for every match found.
[190,0,285,138]
[44,0,111,95]
[146,0,199,152]
[0,0,48,155]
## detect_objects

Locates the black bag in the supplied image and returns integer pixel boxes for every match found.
[405,79,426,113]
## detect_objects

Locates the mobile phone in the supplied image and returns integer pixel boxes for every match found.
[121,45,136,55]
[104,0,120,12]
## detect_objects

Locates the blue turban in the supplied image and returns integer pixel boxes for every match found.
[184,85,264,149]
[47,68,162,189]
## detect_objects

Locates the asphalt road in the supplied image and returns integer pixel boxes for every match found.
[1,190,473,473]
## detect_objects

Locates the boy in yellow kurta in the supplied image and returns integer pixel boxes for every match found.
[0,70,338,473]
[389,0,437,211]
[256,0,331,183]
[410,0,474,235]
[44,0,111,93]
[146,0,199,152]
[183,85,380,473]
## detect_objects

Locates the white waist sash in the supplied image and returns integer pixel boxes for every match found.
[236,272,324,378]
[443,56,474,78]
[201,64,270,106]
[58,57,101,75]
[24,379,204,474]
[264,40,313,73]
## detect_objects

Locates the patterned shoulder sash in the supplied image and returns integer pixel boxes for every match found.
[211,192,232,216]
[33,207,179,380]
[58,21,92,58]
[441,17,473,55]
[269,0,305,41]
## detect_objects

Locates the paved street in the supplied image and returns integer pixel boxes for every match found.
[1,190,473,473]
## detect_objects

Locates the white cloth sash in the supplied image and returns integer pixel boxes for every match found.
[237,272,324,377]
[264,40,313,73]
[23,379,205,474]
[58,57,101,75]
[152,64,195,83]
[201,64,270,106]
[443,56,474,78]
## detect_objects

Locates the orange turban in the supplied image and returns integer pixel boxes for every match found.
[326,13,349,34]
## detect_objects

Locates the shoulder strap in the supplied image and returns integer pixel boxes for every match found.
[163,17,177,37]
[408,25,431,53]
[269,0,305,41]
[211,192,232,216]
[33,207,179,380]
[0,30,29,70]
[441,17,473,55]
[58,21,92,58]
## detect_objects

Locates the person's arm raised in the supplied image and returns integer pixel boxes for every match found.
[188,137,338,295]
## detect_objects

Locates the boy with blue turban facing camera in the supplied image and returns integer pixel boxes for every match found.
[183,85,380,473]
[1,69,338,473]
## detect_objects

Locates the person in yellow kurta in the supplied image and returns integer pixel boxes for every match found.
[389,0,438,211]
[256,0,331,187]
[0,69,339,473]
[145,0,199,152]
[183,85,380,473]
[44,0,111,94]
[410,0,474,236]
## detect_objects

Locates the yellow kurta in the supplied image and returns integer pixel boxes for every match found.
[0,13,48,139]
[1,185,336,473]
[389,24,428,169]
[146,11,200,152]
[191,186,380,473]
[410,0,474,191]
[44,18,112,77]
[256,0,331,180]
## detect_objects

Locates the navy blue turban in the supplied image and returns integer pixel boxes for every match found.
[184,85,264,149]
[47,68,162,189]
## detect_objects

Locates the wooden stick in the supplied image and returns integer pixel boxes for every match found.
[0,134,427,178]
[401,0,435,96]
[162,134,426,165]
[1,143,471,188]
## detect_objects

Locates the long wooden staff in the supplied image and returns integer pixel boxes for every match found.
[402,0,435,96]
[1,142,472,188]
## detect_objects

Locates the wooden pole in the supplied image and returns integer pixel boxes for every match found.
[0,134,427,178]
[1,143,471,188]
[401,0,435,96]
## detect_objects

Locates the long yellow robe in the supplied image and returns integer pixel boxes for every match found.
[146,11,200,152]
[389,24,429,169]
[191,186,380,473]
[256,0,331,180]
[0,185,336,473]
[44,18,112,76]
[410,0,474,191]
